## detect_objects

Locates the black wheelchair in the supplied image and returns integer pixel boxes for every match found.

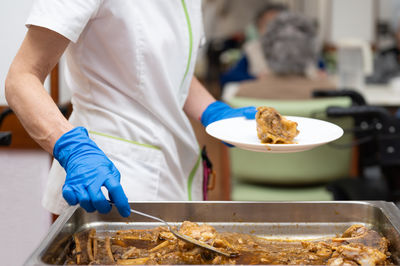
[313,89,400,201]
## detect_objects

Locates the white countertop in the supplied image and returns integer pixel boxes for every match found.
[361,84,400,106]
[223,82,400,107]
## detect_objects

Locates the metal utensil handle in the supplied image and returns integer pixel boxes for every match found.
[130,209,171,228]
[172,230,238,258]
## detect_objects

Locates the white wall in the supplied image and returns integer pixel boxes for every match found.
[330,0,375,43]
[0,150,52,265]
[0,1,63,106]
[1,1,32,104]
[378,0,400,22]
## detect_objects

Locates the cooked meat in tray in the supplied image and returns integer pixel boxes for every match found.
[24,201,400,265]
[65,222,391,265]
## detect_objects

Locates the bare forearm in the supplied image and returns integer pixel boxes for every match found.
[183,77,216,121]
[5,26,73,154]
[5,71,73,154]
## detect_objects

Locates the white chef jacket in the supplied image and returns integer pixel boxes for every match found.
[26,0,205,214]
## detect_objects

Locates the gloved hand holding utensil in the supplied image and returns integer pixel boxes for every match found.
[53,127,131,217]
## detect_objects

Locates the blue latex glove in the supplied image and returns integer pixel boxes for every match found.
[201,101,257,127]
[53,127,131,217]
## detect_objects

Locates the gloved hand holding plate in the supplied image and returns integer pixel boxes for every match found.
[206,106,343,153]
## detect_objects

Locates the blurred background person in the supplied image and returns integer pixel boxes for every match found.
[224,11,335,101]
[219,3,287,88]
[201,0,273,87]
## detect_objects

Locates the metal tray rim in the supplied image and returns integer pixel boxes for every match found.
[24,201,400,266]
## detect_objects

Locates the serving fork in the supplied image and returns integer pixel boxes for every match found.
[128,207,238,258]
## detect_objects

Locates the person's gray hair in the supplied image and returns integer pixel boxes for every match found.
[260,12,317,76]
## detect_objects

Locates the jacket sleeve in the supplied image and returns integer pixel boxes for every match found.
[25,0,103,43]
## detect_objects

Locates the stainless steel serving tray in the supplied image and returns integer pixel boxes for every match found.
[25,201,400,265]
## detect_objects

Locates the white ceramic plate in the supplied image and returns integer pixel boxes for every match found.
[205,116,344,153]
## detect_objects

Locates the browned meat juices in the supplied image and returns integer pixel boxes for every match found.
[256,106,299,144]
[64,222,393,265]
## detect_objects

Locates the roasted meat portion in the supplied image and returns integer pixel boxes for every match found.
[302,224,392,266]
[327,244,388,266]
[64,222,392,265]
[255,106,299,144]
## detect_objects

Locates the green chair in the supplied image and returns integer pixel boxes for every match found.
[227,96,354,201]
